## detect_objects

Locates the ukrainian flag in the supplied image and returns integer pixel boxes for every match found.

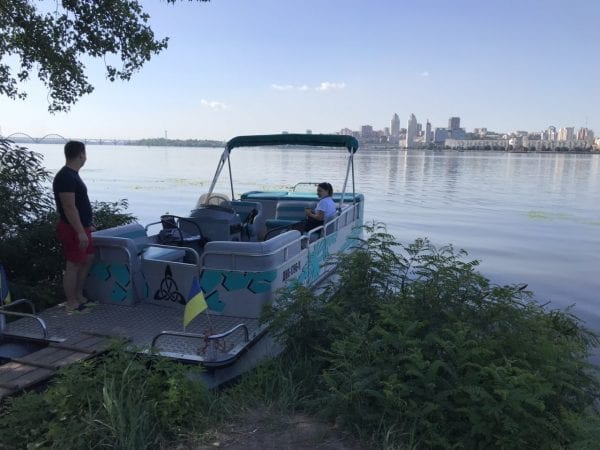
[0,264,12,306]
[184,276,207,328]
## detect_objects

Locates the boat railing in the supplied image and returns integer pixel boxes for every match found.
[292,181,319,192]
[0,298,38,315]
[306,202,360,240]
[150,323,249,360]
[0,309,48,339]
[95,238,200,267]
[199,233,307,268]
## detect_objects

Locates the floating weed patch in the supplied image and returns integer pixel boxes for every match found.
[528,210,572,221]
[169,178,207,187]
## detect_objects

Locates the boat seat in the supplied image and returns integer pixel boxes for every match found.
[93,223,185,262]
[189,206,242,241]
[265,200,317,231]
[227,200,265,241]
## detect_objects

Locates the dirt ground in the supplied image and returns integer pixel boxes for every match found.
[186,408,368,450]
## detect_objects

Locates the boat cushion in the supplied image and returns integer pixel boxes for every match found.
[265,201,317,231]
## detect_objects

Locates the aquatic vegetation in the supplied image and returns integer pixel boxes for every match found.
[527,210,571,221]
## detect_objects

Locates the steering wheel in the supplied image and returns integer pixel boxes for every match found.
[196,192,230,208]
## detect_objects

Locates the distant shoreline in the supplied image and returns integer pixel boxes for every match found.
[4,138,598,154]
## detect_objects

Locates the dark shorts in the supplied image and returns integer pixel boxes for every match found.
[56,221,94,263]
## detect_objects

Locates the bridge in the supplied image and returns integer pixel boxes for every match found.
[1,132,132,145]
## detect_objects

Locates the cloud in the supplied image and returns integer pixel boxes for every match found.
[200,99,228,110]
[420,71,430,77]
[271,82,347,92]
[315,81,346,91]
[271,84,295,91]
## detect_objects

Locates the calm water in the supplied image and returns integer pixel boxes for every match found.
[32,144,600,334]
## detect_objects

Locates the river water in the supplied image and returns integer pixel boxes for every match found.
[31,144,600,337]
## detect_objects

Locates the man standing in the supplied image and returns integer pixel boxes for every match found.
[53,141,94,312]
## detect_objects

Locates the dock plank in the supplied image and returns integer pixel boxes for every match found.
[0,335,114,400]
[0,364,53,390]
[13,350,89,370]
[0,361,39,384]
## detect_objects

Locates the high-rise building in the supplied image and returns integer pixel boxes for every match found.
[425,120,432,144]
[404,114,417,148]
[361,125,374,139]
[391,113,400,138]
[434,127,449,144]
[558,127,575,141]
[577,127,594,143]
[448,117,461,131]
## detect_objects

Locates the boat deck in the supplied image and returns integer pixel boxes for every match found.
[4,302,261,364]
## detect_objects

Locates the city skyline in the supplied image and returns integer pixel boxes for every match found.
[1,0,599,140]
[338,112,598,150]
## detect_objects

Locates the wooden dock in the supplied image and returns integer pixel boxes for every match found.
[0,332,118,400]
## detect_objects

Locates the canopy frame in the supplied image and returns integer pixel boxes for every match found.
[206,134,359,207]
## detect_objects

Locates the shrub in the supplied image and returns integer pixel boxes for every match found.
[0,344,214,449]
[264,223,600,448]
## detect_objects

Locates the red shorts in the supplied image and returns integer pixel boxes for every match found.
[56,221,94,263]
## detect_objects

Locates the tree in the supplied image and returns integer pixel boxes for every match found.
[0,0,208,112]
[0,139,52,238]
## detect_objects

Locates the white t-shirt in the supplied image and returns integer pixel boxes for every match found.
[315,196,337,221]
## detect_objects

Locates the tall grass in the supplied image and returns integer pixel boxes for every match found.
[0,344,215,449]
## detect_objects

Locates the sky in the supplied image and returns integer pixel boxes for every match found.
[1,0,599,140]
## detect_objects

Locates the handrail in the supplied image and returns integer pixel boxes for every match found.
[0,298,37,315]
[150,323,249,349]
[95,235,200,266]
[93,238,136,260]
[0,310,48,339]
[205,323,249,341]
[200,232,304,266]
[292,181,319,192]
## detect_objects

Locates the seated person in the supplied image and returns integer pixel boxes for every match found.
[301,182,336,232]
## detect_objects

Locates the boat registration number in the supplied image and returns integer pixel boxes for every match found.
[282,261,302,282]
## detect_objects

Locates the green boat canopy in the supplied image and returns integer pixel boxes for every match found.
[226,134,359,153]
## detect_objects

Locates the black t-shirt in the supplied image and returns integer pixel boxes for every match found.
[52,166,93,227]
